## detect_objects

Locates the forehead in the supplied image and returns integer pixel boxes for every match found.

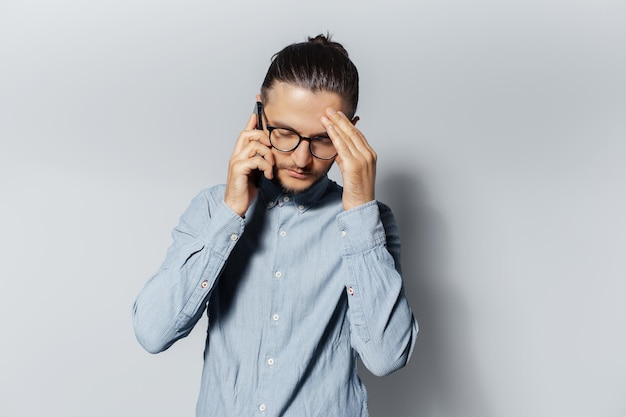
[263,82,345,128]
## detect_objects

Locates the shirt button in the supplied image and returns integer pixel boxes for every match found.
[341,230,346,237]
[283,196,290,202]
[279,230,287,237]
[201,280,208,289]
[230,234,238,241]
[267,201,275,208]
[275,271,282,278]
[259,404,266,412]
[297,204,305,210]
[267,358,275,366]
[348,286,355,296]
[272,314,280,321]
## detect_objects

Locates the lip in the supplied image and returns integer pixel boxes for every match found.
[285,169,310,179]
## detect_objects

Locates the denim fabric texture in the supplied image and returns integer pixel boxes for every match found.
[133,175,418,417]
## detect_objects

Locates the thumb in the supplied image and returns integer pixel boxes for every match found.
[245,112,258,131]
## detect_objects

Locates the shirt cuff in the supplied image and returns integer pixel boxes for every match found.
[336,200,386,256]
[198,200,246,258]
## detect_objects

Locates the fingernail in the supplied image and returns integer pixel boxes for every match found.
[321,116,330,124]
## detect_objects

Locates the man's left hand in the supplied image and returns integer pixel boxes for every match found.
[321,108,376,211]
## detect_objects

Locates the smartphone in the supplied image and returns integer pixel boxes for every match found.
[255,101,263,130]
[253,101,264,187]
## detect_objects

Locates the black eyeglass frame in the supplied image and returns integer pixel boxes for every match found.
[259,110,337,160]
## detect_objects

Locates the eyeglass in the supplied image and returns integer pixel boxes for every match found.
[261,114,337,160]
[267,126,337,160]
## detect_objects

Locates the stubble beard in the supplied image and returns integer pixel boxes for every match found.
[273,162,334,195]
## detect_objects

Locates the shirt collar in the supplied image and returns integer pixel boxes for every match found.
[259,175,331,212]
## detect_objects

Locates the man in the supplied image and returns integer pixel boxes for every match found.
[133,34,418,417]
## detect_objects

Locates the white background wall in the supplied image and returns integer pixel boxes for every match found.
[1,1,624,416]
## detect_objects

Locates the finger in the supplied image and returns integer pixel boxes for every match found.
[323,109,374,157]
[328,109,372,151]
[243,141,274,164]
[321,110,361,159]
[259,157,274,179]
[321,118,353,158]
[234,141,275,176]
[247,156,274,178]
[320,119,376,176]
[233,129,270,155]
[238,149,274,179]
[246,131,272,153]
[232,115,259,154]
[325,107,354,130]
[245,112,257,131]
[230,146,273,177]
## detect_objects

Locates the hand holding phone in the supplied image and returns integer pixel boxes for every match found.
[223,101,274,217]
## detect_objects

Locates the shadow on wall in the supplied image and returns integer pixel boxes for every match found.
[360,171,495,417]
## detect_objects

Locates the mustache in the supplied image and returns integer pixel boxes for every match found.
[277,165,312,174]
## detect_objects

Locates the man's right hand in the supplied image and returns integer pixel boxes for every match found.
[224,112,274,217]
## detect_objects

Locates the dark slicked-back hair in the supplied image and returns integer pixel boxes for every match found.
[261,34,359,118]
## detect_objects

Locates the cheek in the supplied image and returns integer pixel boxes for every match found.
[314,159,334,174]
[270,148,288,166]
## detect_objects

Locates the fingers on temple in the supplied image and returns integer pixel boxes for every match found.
[323,110,374,160]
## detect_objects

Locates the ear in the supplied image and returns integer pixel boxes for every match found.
[256,93,262,102]
[351,116,360,126]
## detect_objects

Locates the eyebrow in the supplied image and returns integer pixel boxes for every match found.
[265,113,329,138]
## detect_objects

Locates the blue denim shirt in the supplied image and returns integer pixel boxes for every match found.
[132,175,418,417]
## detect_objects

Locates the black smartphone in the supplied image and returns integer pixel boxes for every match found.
[255,101,263,130]
[252,101,264,187]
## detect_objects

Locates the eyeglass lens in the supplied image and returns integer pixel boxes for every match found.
[269,128,336,159]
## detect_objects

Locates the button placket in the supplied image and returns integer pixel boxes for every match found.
[258,205,289,410]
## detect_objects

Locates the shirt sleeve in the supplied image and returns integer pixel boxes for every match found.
[336,200,419,377]
[132,187,245,354]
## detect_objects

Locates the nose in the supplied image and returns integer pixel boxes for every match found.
[291,139,313,168]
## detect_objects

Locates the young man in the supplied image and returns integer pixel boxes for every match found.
[133,34,418,417]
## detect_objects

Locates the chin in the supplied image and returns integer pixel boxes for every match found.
[276,173,318,194]
[277,179,314,194]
